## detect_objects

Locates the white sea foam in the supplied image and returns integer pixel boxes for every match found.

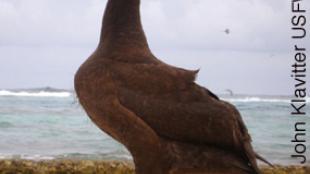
[223,97,291,103]
[0,154,11,160]
[0,90,71,98]
[21,154,55,160]
[0,154,55,160]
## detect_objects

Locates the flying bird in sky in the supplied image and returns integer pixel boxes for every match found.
[224,28,230,34]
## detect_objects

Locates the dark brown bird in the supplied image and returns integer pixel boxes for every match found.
[75,0,271,173]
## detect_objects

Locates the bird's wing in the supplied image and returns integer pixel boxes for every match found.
[113,62,241,147]
[111,61,218,98]
[118,82,244,148]
[112,62,261,173]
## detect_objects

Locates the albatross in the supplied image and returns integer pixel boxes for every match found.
[75,0,271,173]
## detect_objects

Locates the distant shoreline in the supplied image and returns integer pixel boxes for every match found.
[0,87,300,98]
[0,86,296,97]
[1,88,304,103]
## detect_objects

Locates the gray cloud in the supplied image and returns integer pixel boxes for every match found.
[0,0,308,95]
[0,0,296,50]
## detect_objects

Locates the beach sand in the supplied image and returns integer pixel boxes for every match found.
[0,160,308,174]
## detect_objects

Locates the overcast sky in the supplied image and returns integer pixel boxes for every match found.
[0,0,309,95]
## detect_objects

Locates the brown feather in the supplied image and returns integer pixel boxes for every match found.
[74,0,269,173]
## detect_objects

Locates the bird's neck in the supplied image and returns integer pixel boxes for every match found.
[97,0,150,54]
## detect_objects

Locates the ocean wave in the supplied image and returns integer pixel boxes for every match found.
[0,154,55,160]
[222,97,304,103]
[0,90,71,98]
[0,153,132,161]
[60,153,132,160]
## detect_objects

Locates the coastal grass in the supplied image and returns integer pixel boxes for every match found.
[0,160,308,174]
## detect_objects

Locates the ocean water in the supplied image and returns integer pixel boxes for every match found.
[0,89,309,165]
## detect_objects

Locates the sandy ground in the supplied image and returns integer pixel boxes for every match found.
[0,160,309,174]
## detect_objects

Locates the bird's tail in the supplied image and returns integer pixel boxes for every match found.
[228,103,273,174]
[243,140,262,174]
[255,152,273,167]
[243,141,274,174]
